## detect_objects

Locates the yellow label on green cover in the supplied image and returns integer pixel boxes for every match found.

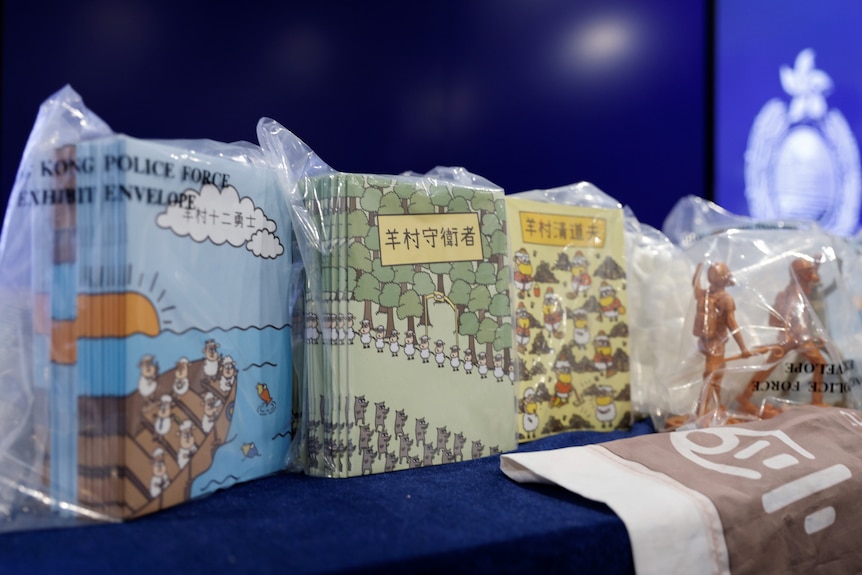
[377,213,484,266]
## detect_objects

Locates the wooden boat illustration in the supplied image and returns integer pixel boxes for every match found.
[29,287,290,522]
[75,355,237,520]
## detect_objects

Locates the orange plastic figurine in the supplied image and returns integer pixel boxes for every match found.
[736,257,827,417]
[692,262,751,418]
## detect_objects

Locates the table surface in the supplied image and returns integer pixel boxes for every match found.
[0,419,655,575]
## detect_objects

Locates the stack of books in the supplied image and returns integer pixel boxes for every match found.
[505,188,632,441]
[19,134,295,519]
[297,171,518,476]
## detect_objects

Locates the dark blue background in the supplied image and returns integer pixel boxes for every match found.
[2,0,708,230]
[714,0,862,222]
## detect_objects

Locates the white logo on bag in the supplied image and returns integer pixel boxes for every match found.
[839,409,862,428]
[670,425,851,535]
[745,49,861,236]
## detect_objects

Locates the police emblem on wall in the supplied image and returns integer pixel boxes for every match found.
[745,49,861,236]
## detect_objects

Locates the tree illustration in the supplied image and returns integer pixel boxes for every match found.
[348,241,372,277]
[476,316,498,355]
[495,266,510,296]
[458,312,480,353]
[430,185,451,211]
[332,174,514,371]
[407,191,434,214]
[428,262,452,295]
[347,209,371,242]
[468,285,492,315]
[363,226,380,252]
[397,289,423,333]
[379,282,401,334]
[412,271,435,298]
[379,192,404,215]
[411,272,437,331]
[448,196,470,213]
[359,184,383,232]
[344,175,387,319]
[489,293,510,320]
[354,272,382,322]
[451,262,477,285]
[468,190,497,213]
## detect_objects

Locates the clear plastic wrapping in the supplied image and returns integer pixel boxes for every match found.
[623,209,690,418]
[0,87,298,532]
[258,118,518,476]
[653,196,862,429]
[504,183,634,439]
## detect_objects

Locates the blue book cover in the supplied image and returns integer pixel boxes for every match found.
[23,135,295,519]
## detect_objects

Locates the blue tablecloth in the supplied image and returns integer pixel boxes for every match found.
[0,419,654,575]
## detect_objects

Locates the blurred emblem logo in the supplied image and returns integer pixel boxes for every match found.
[745,49,861,236]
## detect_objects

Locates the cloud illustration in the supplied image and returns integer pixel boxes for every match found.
[157,184,282,259]
[247,228,285,259]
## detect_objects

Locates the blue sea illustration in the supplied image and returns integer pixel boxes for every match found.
[75,325,293,495]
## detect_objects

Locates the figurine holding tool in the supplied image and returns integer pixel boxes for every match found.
[735,257,828,417]
[692,262,751,418]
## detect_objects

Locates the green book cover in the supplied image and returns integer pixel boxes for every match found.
[505,196,631,440]
[301,173,517,477]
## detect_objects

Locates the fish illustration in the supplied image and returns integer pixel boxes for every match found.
[241,442,260,459]
[257,382,272,404]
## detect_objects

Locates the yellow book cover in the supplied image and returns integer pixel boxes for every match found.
[506,195,631,440]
